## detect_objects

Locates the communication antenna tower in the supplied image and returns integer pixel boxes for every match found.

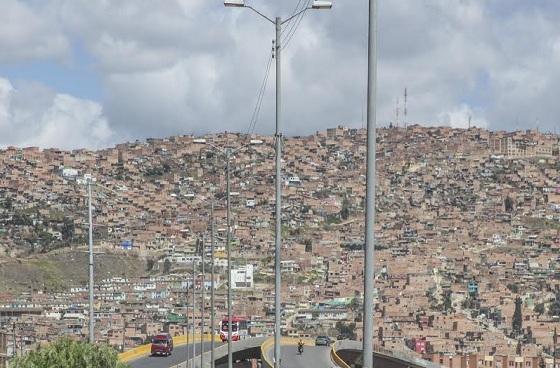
[395,97,400,128]
[404,88,408,128]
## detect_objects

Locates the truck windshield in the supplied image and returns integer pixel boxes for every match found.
[221,322,238,332]
[152,339,168,345]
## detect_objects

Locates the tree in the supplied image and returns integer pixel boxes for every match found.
[335,321,357,340]
[163,259,171,274]
[507,283,519,294]
[534,303,545,316]
[442,290,454,312]
[549,290,560,317]
[340,197,351,220]
[61,217,75,242]
[512,296,523,337]
[505,196,514,212]
[11,337,129,368]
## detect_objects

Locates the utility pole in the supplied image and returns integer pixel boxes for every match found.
[222,4,332,367]
[201,234,205,368]
[274,16,282,368]
[12,323,16,358]
[210,197,216,368]
[554,327,557,368]
[87,179,95,344]
[363,0,378,367]
[122,315,126,352]
[191,256,196,368]
[226,149,233,368]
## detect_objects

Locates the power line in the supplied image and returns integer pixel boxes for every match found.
[282,0,304,36]
[246,51,274,135]
[282,0,312,50]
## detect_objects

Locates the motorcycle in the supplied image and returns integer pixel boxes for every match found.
[298,343,304,355]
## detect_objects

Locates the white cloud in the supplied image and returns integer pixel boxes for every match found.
[0,0,69,62]
[438,104,487,129]
[0,77,114,149]
[2,0,560,148]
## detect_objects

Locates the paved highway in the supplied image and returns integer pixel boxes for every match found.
[267,344,335,368]
[130,342,214,368]
[129,339,336,368]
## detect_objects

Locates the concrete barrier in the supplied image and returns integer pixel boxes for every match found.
[331,343,351,368]
[332,340,443,368]
[260,337,315,368]
[118,334,220,363]
[179,336,268,368]
[261,337,274,368]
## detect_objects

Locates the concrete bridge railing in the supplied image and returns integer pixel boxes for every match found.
[261,337,316,368]
[118,334,219,363]
[170,336,268,368]
[332,340,443,368]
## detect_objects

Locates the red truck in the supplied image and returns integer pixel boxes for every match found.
[151,333,174,356]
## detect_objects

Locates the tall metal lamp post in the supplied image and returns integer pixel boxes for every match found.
[363,0,378,367]
[194,140,255,368]
[223,2,332,367]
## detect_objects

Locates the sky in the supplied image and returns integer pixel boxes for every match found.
[0,0,559,149]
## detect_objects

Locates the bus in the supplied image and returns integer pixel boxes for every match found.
[219,317,249,342]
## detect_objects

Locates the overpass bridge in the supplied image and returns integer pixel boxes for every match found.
[124,336,442,368]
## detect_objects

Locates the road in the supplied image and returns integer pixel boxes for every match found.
[129,342,213,368]
[267,344,335,368]
[130,340,336,368]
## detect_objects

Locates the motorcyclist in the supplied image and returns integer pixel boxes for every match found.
[297,338,304,354]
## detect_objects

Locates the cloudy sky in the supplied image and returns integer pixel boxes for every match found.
[0,0,559,149]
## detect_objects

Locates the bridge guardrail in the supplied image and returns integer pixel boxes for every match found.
[260,337,315,368]
[261,337,274,368]
[118,333,219,363]
[331,342,351,368]
[332,340,443,368]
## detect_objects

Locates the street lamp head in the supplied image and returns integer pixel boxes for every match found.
[224,0,244,7]
[312,0,332,9]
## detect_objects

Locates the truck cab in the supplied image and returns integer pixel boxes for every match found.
[151,333,173,356]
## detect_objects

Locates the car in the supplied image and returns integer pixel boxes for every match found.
[337,333,352,340]
[151,333,173,356]
[315,335,331,346]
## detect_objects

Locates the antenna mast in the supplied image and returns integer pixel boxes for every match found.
[395,97,400,128]
[404,88,407,128]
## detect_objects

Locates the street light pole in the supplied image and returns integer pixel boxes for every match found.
[201,234,205,368]
[191,256,196,368]
[273,15,282,368]
[210,197,216,368]
[554,327,557,368]
[226,149,233,368]
[223,3,332,367]
[87,179,95,344]
[363,0,378,367]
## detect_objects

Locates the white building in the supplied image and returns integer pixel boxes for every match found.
[231,264,254,289]
[61,167,79,178]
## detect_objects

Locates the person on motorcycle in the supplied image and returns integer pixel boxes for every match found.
[297,338,304,354]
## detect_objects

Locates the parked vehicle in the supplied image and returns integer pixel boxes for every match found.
[151,333,174,356]
[315,335,331,346]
